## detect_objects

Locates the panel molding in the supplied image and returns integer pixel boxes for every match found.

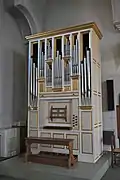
[66,134,79,150]
[81,132,93,154]
[81,111,92,131]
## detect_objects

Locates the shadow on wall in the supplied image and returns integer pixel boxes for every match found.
[102,81,108,112]
[113,43,120,70]
[12,51,27,124]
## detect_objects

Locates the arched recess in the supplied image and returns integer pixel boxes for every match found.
[2,0,37,127]
[3,0,37,39]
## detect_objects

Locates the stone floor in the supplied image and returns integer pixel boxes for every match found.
[1,167,120,180]
[101,167,120,180]
[0,153,111,180]
[1,153,120,180]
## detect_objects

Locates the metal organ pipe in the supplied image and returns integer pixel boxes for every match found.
[64,38,70,56]
[86,49,91,100]
[76,39,79,74]
[46,64,52,86]
[36,68,38,97]
[30,59,32,104]
[80,48,91,105]
[54,51,62,88]
[72,39,79,76]
[83,57,87,100]
[47,41,52,59]
[39,50,45,78]
[81,63,84,97]
[33,63,36,97]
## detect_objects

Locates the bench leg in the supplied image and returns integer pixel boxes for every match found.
[25,143,31,163]
[68,143,75,168]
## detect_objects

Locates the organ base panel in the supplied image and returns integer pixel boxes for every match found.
[26,22,103,163]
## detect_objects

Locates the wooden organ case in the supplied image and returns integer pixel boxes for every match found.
[26,22,103,163]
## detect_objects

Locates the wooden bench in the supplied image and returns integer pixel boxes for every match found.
[25,137,76,168]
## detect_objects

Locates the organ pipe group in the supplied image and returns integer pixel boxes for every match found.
[29,59,38,107]
[54,51,62,87]
[29,36,92,107]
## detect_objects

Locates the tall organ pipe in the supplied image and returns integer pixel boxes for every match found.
[80,48,91,105]
[86,49,91,99]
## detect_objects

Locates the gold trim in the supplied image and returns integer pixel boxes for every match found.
[38,78,45,82]
[64,86,71,92]
[52,87,63,92]
[70,75,79,79]
[28,106,38,111]
[79,106,92,110]
[93,58,97,63]
[26,22,103,40]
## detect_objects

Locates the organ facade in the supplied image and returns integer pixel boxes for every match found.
[26,22,103,163]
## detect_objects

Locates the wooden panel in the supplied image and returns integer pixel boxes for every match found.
[29,130,38,148]
[81,133,93,154]
[116,105,120,138]
[64,86,71,91]
[29,111,38,128]
[72,79,78,91]
[81,111,92,131]
[95,94,98,125]
[40,132,51,147]
[39,82,45,92]
[46,87,52,92]
[53,133,64,149]
[94,127,99,158]
[66,134,79,150]
[92,60,97,91]
[92,30,100,63]
[29,130,38,137]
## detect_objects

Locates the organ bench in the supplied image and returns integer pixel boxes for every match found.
[25,137,77,168]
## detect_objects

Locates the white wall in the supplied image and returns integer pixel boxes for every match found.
[15,0,46,32]
[43,0,120,146]
[0,2,26,128]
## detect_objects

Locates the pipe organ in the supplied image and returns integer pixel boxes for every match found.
[26,22,103,163]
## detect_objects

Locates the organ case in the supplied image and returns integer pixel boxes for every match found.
[26,22,103,163]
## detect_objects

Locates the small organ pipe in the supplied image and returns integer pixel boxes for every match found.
[36,67,38,97]
[83,57,87,99]
[81,63,84,96]
[86,49,90,99]
[33,63,36,97]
